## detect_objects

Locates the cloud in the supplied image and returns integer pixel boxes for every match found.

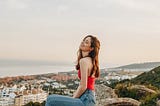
[112,0,159,13]
[5,0,29,10]
[56,5,70,15]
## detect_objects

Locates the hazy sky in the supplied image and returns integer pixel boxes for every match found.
[0,0,160,68]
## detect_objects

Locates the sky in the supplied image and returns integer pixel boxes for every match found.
[0,0,160,68]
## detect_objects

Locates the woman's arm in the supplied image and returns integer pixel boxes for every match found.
[73,58,88,98]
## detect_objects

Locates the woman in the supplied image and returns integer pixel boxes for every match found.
[45,35,100,106]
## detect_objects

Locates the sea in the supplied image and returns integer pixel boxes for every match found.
[0,59,109,78]
[0,65,75,78]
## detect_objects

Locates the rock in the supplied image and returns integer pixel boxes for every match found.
[95,84,118,106]
[95,84,141,106]
[130,85,157,94]
[101,98,141,106]
[95,84,118,98]
[157,100,160,106]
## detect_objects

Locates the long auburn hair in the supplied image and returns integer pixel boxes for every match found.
[76,35,100,78]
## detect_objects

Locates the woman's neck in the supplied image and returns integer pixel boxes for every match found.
[82,51,89,57]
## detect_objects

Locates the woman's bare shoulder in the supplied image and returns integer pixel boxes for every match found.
[79,57,92,65]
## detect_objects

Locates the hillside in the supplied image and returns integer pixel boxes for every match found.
[111,66,160,106]
[113,62,160,69]
[114,66,160,89]
[131,66,160,88]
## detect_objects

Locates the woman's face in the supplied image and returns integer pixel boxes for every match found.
[80,37,93,52]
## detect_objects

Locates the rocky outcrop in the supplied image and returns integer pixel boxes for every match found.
[95,84,118,99]
[95,84,141,106]
[95,84,118,106]
[129,85,157,94]
[157,100,160,106]
[100,98,141,106]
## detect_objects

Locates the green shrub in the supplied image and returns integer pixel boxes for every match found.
[140,93,160,106]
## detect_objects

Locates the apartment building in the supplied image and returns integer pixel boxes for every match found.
[0,97,14,106]
[15,89,48,106]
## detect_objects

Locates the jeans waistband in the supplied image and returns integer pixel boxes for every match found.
[84,89,95,96]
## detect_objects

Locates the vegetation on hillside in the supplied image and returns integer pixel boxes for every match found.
[131,66,160,89]
[24,101,45,106]
[111,66,160,106]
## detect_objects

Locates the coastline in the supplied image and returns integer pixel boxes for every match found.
[0,65,75,78]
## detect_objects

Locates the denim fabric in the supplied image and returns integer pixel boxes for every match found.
[80,89,96,106]
[45,94,84,106]
[45,89,96,106]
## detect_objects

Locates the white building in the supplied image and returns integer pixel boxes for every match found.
[105,74,138,81]
[15,89,48,105]
[19,85,26,91]
[49,82,67,89]
[0,97,14,106]
[1,86,17,98]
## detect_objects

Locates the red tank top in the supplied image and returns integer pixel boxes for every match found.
[78,69,95,90]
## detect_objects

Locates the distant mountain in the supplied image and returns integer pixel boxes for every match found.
[112,62,160,69]
[131,66,160,88]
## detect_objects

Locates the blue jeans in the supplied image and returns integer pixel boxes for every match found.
[45,89,96,106]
